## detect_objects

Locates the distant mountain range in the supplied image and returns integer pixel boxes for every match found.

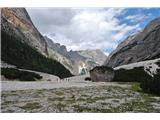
[45,36,107,75]
[1,8,107,76]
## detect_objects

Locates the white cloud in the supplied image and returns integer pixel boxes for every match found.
[112,24,140,41]
[125,14,151,23]
[27,8,141,53]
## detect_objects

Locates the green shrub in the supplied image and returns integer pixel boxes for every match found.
[113,67,152,82]
[140,61,160,95]
[140,76,160,95]
[1,68,42,81]
[1,68,21,79]
[20,74,36,81]
[20,71,42,80]
[1,31,73,78]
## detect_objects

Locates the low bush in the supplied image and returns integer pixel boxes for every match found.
[1,68,21,79]
[140,62,160,95]
[1,68,42,81]
[85,77,91,81]
[20,74,36,81]
[140,75,160,95]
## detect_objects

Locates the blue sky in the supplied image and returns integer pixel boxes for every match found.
[27,8,160,56]
[104,8,160,54]
[118,8,160,29]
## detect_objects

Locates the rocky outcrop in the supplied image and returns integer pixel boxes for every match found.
[90,66,115,82]
[105,18,160,67]
[1,8,48,56]
[113,58,160,95]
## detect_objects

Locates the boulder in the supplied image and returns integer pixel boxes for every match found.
[89,66,115,82]
[114,58,160,95]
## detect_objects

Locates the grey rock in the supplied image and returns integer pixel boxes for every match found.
[1,8,48,56]
[105,18,160,67]
[90,66,115,82]
[44,36,68,57]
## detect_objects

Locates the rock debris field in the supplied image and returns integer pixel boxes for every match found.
[1,76,160,113]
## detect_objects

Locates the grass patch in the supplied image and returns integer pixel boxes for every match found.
[20,102,42,111]
[73,105,112,113]
[73,105,92,112]
[130,83,142,92]
[77,97,106,103]
[77,98,96,103]
[54,91,64,96]
[48,97,65,101]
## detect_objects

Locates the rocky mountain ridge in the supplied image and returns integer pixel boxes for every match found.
[105,18,160,67]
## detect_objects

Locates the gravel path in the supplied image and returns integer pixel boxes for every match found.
[1,80,130,91]
[1,80,91,91]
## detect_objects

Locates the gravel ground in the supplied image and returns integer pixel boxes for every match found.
[1,80,160,113]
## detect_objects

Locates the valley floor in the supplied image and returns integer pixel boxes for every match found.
[1,79,160,113]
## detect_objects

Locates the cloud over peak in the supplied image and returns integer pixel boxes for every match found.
[27,8,158,54]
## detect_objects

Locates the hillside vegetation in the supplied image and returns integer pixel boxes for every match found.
[1,31,73,78]
[1,68,42,81]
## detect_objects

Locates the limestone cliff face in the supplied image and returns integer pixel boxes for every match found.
[105,18,160,68]
[77,49,107,65]
[1,8,48,56]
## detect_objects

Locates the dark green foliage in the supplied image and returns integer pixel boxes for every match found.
[85,77,91,81]
[1,68,21,79]
[20,74,36,81]
[113,61,160,95]
[113,67,152,82]
[140,77,160,95]
[1,68,42,81]
[140,68,160,95]
[1,31,73,78]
